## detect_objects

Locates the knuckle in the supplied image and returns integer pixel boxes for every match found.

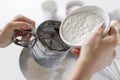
[7,22,14,27]
[108,37,117,46]
[93,31,100,37]
[113,39,117,46]
[5,22,15,30]
[15,15,24,18]
[13,15,25,20]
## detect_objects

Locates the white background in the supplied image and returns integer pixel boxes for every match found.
[0,0,120,80]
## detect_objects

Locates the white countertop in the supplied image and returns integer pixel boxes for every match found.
[0,0,120,80]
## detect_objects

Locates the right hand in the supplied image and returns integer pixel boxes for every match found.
[77,24,117,73]
[68,24,117,80]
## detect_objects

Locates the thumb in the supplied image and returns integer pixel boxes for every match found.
[92,23,106,37]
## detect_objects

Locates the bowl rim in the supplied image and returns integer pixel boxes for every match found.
[60,5,110,47]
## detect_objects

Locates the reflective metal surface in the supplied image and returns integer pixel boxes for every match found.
[33,20,70,68]
[20,48,111,80]
[14,20,70,68]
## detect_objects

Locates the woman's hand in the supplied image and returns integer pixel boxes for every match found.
[80,25,117,72]
[0,15,35,47]
[68,24,117,80]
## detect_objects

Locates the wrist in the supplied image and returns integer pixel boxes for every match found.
[0,30,7,48]
[68,57,95,80]
[78,57,96,73]
[77,58,95,79]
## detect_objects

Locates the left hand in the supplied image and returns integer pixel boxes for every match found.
[0,15,35,47]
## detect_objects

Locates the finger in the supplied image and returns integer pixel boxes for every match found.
[108,26,117,36]
[111,20,120,28]
[9,21,31,31]
[12,15,35,27]
[92,23,106,37]
[103,27,117,46]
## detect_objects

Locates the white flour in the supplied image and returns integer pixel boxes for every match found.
[62,11,103,45]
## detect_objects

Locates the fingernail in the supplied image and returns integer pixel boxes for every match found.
[99,23,106,27]
[28,24,36,33]
[92,23,104,33]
